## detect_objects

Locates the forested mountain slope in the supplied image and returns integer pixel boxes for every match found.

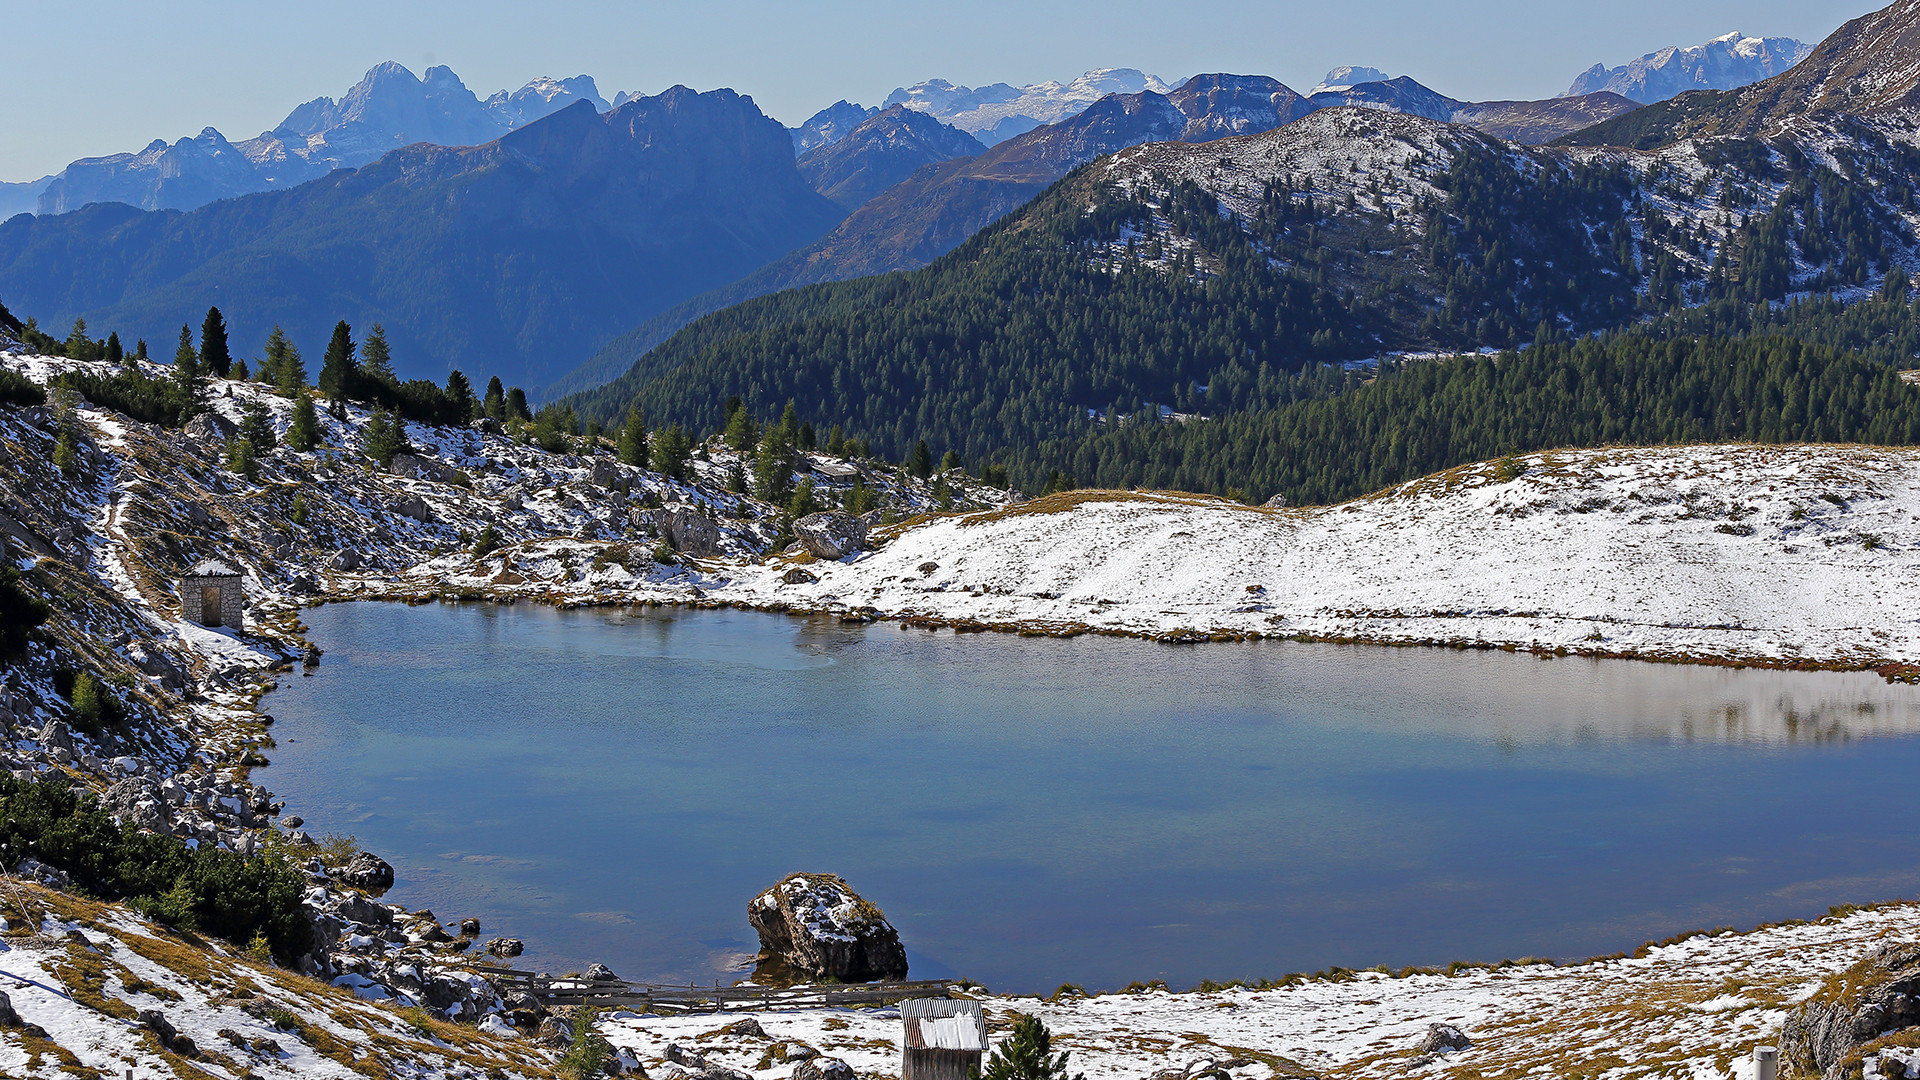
[0,91,844,391]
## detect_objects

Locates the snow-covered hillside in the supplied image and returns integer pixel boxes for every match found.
[733,445,1920,669]
[603,902,1920,1080]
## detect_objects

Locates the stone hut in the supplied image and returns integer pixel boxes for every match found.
[180,560,244,629]
[901,998,986,1080]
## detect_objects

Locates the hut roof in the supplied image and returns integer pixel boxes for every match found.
[902,998,987,1052]
[186,559,241,578]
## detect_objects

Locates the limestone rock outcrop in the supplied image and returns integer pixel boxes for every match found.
[792,512,866,560]
[748,872,907,983]
[1781,943,1920,1078]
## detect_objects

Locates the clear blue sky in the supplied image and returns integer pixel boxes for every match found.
[0,0,1872,182]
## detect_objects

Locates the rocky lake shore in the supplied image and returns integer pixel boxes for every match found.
[6,349,1920,1076]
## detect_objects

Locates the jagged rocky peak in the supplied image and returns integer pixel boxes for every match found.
[797,104,986,208]
[1309,65,1393,95]
[790,99,881,154]
[1562,30,1814,103]
[485,74,612,128]
[884,67,1172,144]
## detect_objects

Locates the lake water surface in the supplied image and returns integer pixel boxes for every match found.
[262,601,1920,992]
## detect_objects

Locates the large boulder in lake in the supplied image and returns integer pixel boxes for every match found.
[748,873,907,983]
[1780,942,1920,1078]
[792,512,866,560]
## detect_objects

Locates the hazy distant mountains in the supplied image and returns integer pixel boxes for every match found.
[884,69,1175,144]
[0,89,843,391]
[13,63,617,218]
[797,106,986,210]
[1564,32,1812,103]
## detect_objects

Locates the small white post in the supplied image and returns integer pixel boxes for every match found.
[1754,1046,1779,1080]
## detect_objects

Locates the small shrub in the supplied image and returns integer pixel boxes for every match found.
[471,525,502,558]
[1495,455,1526,482]
[557,1009,613,1080]
[0,368,46,407]
[290,493,310,526]
[652,543,676,565]
[980,1013,1082,1080]
[314,833,359,866]
[1789,505,1807,521]
[1863,533,1883,550]
[245,933,272,964]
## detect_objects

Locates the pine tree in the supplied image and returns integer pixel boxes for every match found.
[483,376,507,421]
[617,405,649,467]
[445,370,476,421]
[505,387,531,422]
[359,324,397,388]
[225,436,258,481]
[363,408,408,469]
[65,318,97,362]
[652,423,692,482]
[200,307,232,378]
[266,328,307,399]
[910,440,933,479]
[980,1015,1081,1080]
[753,423,795,505]
[317,320,358,403]
[827,425,846,457]
[238,400,276,452]
[171,326,205,418]
[940,449,962,474]
[724,405,757,450]
[105,332,123,365]
[287,391,321,451]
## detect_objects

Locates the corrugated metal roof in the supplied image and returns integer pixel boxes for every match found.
[186,559,241,577]
[908,1015,986,1052]
[902,999,986,1052]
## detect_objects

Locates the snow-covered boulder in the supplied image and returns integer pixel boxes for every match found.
[183,412,237,443]
[1781,943,1920,1078]
[747,872,907,983]
[792,511,866,560]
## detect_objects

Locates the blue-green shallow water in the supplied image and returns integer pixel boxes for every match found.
[261,600,1920,992]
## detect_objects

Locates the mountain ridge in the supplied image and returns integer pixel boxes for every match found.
[0,88,845,391]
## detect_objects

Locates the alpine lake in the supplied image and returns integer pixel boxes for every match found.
[259,600,1920,992]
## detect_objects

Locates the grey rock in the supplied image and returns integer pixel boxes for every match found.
[859,509,886,528]
[748,872,907,982]
[184,412,238,443]
[390,453,458,484]
[666,1044,708,1069]
[1782,943,1920,1079]
[472,417,502,435]
[0,990,19,1027]
[792,512,866,560]
[330,851,395,894]
[1261,493,1288,508]
[328,549,363,572]
[459,918,481,936]
[666,509,722,559]
[1417,1023,1471,1054]
[782,568,818,585]
[486,936,524,958]
[585,962,620,982]
[393,495,435,522]
[537,1015,573,1047]
[793,1057,855,1080]
[38,720,75,753]
[718,1016,766,1039]
[591,460,622,488]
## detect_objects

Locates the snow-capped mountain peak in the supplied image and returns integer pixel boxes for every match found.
[1308,66,1393,96]
[883,67,1172,145]
[1563,31,1812,104]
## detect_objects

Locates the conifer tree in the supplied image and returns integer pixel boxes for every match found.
[171,326,205,417]
[265,328,307,398]
[483,376,507,421]
[445,370,476,421]
[980,1014,1082,1080]
[238,400,276,452]
[359,324,396,388]
[363,409,407,469]
[65,318,96,362]
[827,425,846,457]
[910,440,933,479]
[724,406,757,450]
[287,391,321,452]
[317,320,358,403]
[200,307,232,378]
[617,405,649,467]
[652,423,692,482]
[105,332,123,365]
[0,538,51,661]
[505,387,531,422]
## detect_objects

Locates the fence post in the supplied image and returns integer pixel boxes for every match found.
[1754,1046,1778,1080]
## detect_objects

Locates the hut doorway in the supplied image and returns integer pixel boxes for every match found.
[201,587,224,627]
